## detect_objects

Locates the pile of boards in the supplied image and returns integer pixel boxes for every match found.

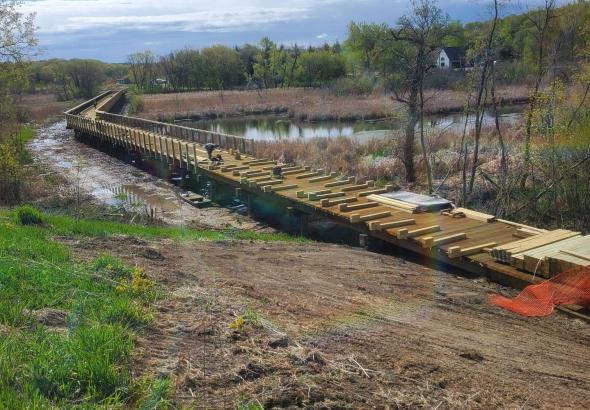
[491,229,590,278]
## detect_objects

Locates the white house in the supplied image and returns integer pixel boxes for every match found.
[436,47,471,70]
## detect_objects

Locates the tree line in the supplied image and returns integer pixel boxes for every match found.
[126,41,346,93]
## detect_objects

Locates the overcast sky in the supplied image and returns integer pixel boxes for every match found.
[22,0,567,62]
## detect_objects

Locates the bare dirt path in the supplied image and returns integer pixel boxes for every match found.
[67,236,590,409]
[29,120,268,230]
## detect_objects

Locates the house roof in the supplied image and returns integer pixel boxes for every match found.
[441,47,467,62]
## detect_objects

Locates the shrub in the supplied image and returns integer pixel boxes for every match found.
[330,74,376,96]
[15,205,43,226]
[127,88,145,115]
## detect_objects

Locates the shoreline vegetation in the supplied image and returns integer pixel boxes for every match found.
[138,86,530,123]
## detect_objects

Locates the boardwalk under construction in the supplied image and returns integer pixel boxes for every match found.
[65,90,590,317]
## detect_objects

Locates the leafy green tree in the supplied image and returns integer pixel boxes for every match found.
[66,59,106,98]
[296,50,346,87]
[201,45,245,92]
[0,0,37,203]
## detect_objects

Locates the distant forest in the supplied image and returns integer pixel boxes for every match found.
[24,1,590,99]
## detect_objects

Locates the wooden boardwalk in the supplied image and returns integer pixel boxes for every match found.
[65,90,589,317]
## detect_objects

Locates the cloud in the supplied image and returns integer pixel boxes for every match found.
[316,33,328,39]
[23,0,340,34]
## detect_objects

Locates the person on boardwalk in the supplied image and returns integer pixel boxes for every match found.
[203,143,220,160]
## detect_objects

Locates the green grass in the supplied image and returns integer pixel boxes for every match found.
[44,213,309,243]
[0,207,309,407]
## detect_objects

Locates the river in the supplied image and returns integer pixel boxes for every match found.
[180,106,523,142]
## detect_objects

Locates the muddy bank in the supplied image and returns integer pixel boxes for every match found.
[66,235,590,409]
[29,120,270,231]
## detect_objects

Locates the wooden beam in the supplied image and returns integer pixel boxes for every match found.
[257,180,283,188]
[338,202,379,212]
[296,172,321,179]
[397,225,440,240]
[448,242,497,259]
[350,211,391,224]
[357,185,394,197]
[422,233,467,248]
[341,183,370,192]
[268,184,298,193]
[368,219,416,231]
[454,207,496,223]
[324,178,354,188]
[311,192,345,201]
[309,172,338,183]
[321,197,358,207]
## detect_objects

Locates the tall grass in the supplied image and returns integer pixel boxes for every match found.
[139,86,530,122]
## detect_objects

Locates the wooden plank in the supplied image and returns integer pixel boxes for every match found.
[339,202,379,212]
[358,186,394,197]
[369,218,416,231]
[350,211,391,224]
[321,197,358,207]
[421,233,467,249]
[309,172,338,183]
[341,183,370,192]
[454,207,496,223]
[325,178,355,188]
[257,180,283,188]
[296,172,320,179]
[312,192,346,201]
[448,242,497,259]
[265,184,298,193]
[397,225,440,240]
[305,190,332,200]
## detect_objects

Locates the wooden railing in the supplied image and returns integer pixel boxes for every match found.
[96,111,255,155]
[70,89,257,155]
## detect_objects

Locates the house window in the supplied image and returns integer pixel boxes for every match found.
[440,59,445,67]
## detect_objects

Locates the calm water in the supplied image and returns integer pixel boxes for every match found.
[182,107,523,142]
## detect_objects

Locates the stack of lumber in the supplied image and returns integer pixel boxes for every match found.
[491,229,581,264]
[511,235,590,277]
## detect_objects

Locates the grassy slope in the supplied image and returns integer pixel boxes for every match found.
[0,208,305,408]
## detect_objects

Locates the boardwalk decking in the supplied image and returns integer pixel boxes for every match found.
[64,90,590,318]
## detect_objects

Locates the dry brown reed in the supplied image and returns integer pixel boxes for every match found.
[140,86,530,122]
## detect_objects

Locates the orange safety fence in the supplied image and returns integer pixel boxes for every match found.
[489,267,590,317]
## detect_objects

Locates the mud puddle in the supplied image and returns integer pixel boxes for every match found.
[29,120,269,230]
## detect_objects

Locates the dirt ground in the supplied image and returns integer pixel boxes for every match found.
[29,120,267,230]
[65,235,590,409]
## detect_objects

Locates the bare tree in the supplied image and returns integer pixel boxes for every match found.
[389,0,449,186]
[521,0,557,189]
[127,50,156,90]
[0,0,37,63]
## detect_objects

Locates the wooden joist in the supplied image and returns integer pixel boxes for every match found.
[448,242,497,259]
[350,211,392,224]
[397,225,440,240]
[368,218,416,231]
[303,189,331,199]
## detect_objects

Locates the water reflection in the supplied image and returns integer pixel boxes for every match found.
[182,106,523,142]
